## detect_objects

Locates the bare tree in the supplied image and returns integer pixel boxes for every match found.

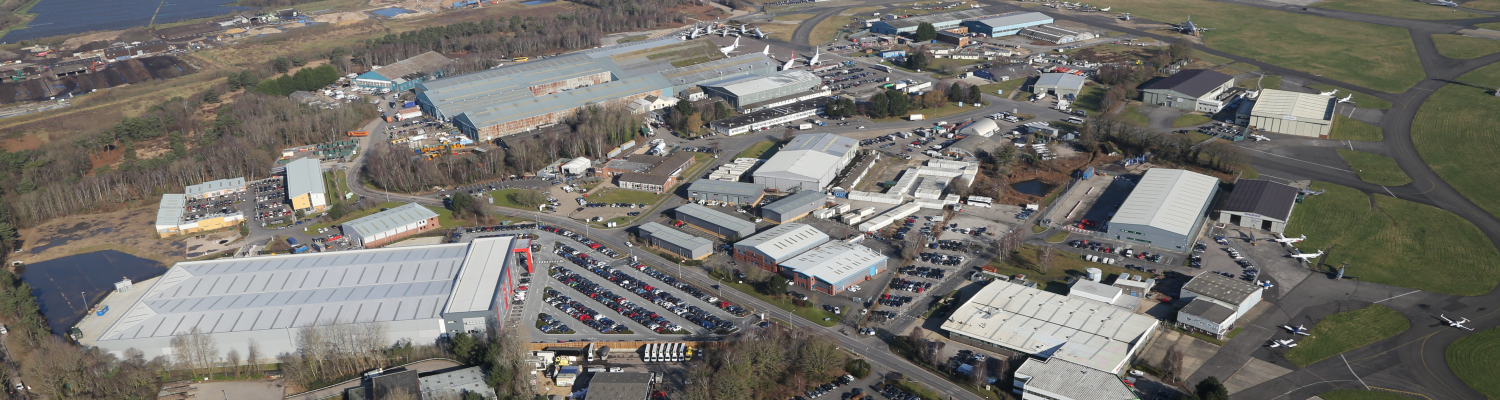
[1037,245,1055,274]
[969,356,988,386]
[226,349,241,378]
[170,326,217,376]
[246,338,261,375]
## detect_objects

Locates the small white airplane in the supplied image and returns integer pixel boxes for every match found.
[1290,249,1324,260]
[1269,339,1298,348]
[1259,280,1275,289]
[1250,134,1270,142]
[1282,324,1311,335]
[1272,233,1307,244]
[1441,315,1475,331]
[719,37,740,55]
[808,48,822,66]
[752,27,767,39]
[1100,6,1111,11]
[1433,0,1458,6]
[1337,94,1355,104]
[1318,89,1339,96]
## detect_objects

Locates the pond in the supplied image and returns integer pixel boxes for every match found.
[520,0,556,4]
[1010,180,1056,197]
[371,7,416,17]
[19,251,165,336]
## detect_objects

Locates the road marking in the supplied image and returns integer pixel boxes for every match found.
[1374,290,1419,303]
[1369,386,1434,400]
[1343,354,1371,390]
[1382,186,1400,199]
[1241,147,1355,173]
[1347,140,1354,150]
[1257,173,1296,183]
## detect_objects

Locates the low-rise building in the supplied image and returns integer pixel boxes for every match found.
[1106,168,1220,251]
[587,372,654,400]
[674,203,756,238]
[1140,69,1237,113]
[1215,179,1299,233]
[780,241,888,295]
[154,194,244,238]
[942,280,1159,374]
[1012,358,1137,400]
[285,158,328,212]
[1017,24,1096,44]
[618,173,673,193]
[1177,273,1263,338]
[1031,73,1086,97]
[638,222,713,260]
[709,98,824,136]
[184,177,246,200]
[960,12,1053,37]
[1245,89,1336,137]
[614,152,696,192]
[761,190,828,223]
[687,180,766,206]
[975,64,1033,82]
[733,223,829,273]
[343,202,441,248]
[701,70,821,108]
[354,52,455,92]
[871,8,996,34]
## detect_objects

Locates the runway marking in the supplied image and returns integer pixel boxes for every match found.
[1347,140,1354,150]
[1342,354,1371,390]
[1258,173,1296,183]
[1271,380,1361,399]
[1242,147,1355,173]
[1374,290,1420,303]
[1382,186,1399,199]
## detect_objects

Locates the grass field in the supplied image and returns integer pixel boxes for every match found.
[1072,85,1108,115]
[872,102,986,122]
[1304,84,1393,108]
[1184,130,1216,144]
[1337,150,1412,186]
[987,245,1135,294]
[1285,304,1409,367]
[1462,0,1500,10]
[1284,182,1500,295]
[758,24,797,42]
[1433,34,1500,59]
[589,187,667,205]
[1317,390,1419,400]
[1237,75,1282,91]
[1329,115,1384,141]
[1313,0,1484,19]
[736,140,780,159]
[1172,114,1213,128]
[810,18,850,45]
[1479,22,1500,30]
[772,13,814,21]
[1045,231,1069,243]
[714,273,839,327]
[1412,63,1500,221]
[977,78,1030,99]
[1447,326,1500,399]
[1121,104,1150,126]
[489,188,546,210]
[1083,0,1423,92]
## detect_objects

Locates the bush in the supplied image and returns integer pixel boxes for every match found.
[511,190,548,207]
[845,359,871,379]
[255,65,340,96]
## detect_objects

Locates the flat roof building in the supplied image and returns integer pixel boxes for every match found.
[674,203,756,238]
[760,190,828,223]
[1012,358,1138,400]
[1141,69,1237,113]
[871,8,997,34]
[1247,89,1336,137]
[343,202,442,248]
[587,372,654,400]
[1107,168,1220,250]
[709,98,825,136]
[184,177,246,200]
[783,133,859,172]
[285,158,328,212]
[961,12,1053,37]
[688,180,766,206]
[1017,24,1096,44]
[701,70,821,108]
[1031,73,1087,97]
[85,237,524,362]
[1178,273,1263,338]
[637,222,713,260]
[942,280,1160,374]
[355,51,455,92]
[155,194,245,239]
[734,223,830,273]
[780,241,888,295]
[1215,179,1299,233]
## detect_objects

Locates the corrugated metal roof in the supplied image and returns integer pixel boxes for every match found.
[878,8,997,29]
[1014,358,1138,399]
[661,53,779,88]
[688,180,765,197]
[98,239,517,341]
[754,150,841,182]
[736,223,829,261]
[344,202,440,238]
[785,133,858,159]
[940,281,1159,373]
[185,177,245,197]
[1109,168,1219,236]
[704,70,818,97]
[762,190,827,215]
[1180,298,1236,324]
[285,158,325,198]
[1141,69,1234,98]
[1183,272,1262,305]
[156,194,186,227]
[1034,73,1086,90]
[1218,179,1298,221]
[419,54,622,118]
[369,51,453,81]
[781,241,886,285]
[1250,89,1335,124]
[586,372,653,400]
[968,11,1052,28]
[454,74,670,128]
[638,222,713,250]
[675,203,755,234]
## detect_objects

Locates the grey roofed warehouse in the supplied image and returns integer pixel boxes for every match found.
[675,203,756,238]
[637,222,714,260]
[710,98,826,136]
[760,190,828,223]
[701,70,821,108]
[342,202,441,246]
[1107,168,1220,250]
[688,180,766,206]
[1215,179,1299,233]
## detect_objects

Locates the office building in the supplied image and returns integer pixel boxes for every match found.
[1140,69,1237,113]
[733,223,829,273]
[342,202,442,248]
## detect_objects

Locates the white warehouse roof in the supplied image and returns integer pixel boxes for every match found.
[706,70,818,97]
[942,280,1159,373]
[754,150,842,183]
[343,202,440,239]
[736,223,829,261]
[184,177,245,197]
[1110,168,1219,236]
[784,133,858,159]
[780,241,886,285]
[285,158,326,197]
[1250,89,1334,124]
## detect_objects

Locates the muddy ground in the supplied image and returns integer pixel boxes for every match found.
[0,56,198,105]
[15,206,190,266]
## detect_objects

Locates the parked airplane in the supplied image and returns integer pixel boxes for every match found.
[808,48,822,66]
[761,45,770,55]
[1269,339,1298,348]
[1433,0,1458,6]
[1290,249,1324,260]
[719,37,740,55]
[1272,233,1307,244]
[1259,280,1276,289]
[1318,89,1339,96]
[1282,324,1311,335]
[1337,94,1355,104]
[1441,314,1475,331]
[1100,6,1111,11]
[1250,134,1270,141]
[1172,16,1215,35]
[752,27,767,39]
[782,51,797,70]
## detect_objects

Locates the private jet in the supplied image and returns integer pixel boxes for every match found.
[1290,249,1324,260]
[1433,0,1458,6]
[1441,315,1475,331]
[1272,233,1307,244]
[1100,6,1111,11]
[1337,94,1355,104]
[1172,17,1215,35]
[1269,339,1298,348]
[719,37,740,55]
[1282,324,1311,335]
[1259,280,1276,289]
[1318,89,1339,96]
[1250,134,1270,141]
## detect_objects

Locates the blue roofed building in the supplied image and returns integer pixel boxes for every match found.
[353,51,454,92]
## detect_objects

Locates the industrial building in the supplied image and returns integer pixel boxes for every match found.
[354,52,455,92]
[1012,358,1138,400]
[285,158,328,212]
[701,70,821,108]
[342,202,442,248]
[637,222,713,260]
[674,203,756,238]
[871,8,997,35]
[1016,24,1096,44]
[709,98,825,136]
[942,280,1160,374]
[687,180,766,206]
[1215,179,1299,233]
[1140,69,1237,113]
[615,152,696,193]
[1106,168,1220,250]
[975,64,1033,82]
[752,134,858,193]
[617,173,673,193]
[184,177,246,200]
[1244,89,1336,137]
[1030,73,1086,97]
[154,194,244,238]
[734,223,829,273]
[344,365,496,400]
[83,238,527,362]
[560,157,592,175]
[784,133,860,171]
[1177,273,1263,338]
[587,372,655,400]
[761,190,829,223]
[960,12,1053,36]
[781,241,887,295]
[1066,278,1138,310]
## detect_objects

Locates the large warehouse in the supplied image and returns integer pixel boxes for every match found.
[674,203,756,238]
[1106,168,1220,250]
[761,190,829,223]
[637,222,713,260]
[354,51,454,92]
[1031,73,1086,97]
[701,70,821,108]
[870,8,995,34]
[734,223,829,273]
[1140,69,1236,113]
[753,133,859,193]
[783,133,859,172]
[1013,358,1138,400]
[687,180,766,206]
[285,158,327,212]
[343,202,441,248]
[1215,179,1299,233]
[961,12,1052,37]
[83,237,526,362]
[942,280,1160,374]
[781,241,888,295]
[1245,89,1335,137]
[709,98,824,136]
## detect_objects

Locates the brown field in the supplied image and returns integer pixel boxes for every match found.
[15,205,195,266]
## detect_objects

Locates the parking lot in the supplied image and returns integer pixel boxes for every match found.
[247,177,292,225]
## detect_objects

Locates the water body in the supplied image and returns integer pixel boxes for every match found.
[4,0,254,42]
[371,7,416,17]
[19,250,165,335]
[1010,179,1056,197]
[520,0,555,5]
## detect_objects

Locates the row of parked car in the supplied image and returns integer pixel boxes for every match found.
[900,265,948,280]
[927,239,966,251]
[544,226,622,258]
[549,265,684,334]
[877,294,913,307]
[536,313,573,334]
[542,288,627,333]
[798,374,857,399]
[918,252,965,267]
[635,263,753,318]
[888,277,932,293]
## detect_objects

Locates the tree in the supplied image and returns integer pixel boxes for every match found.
[825,98,856,119]
[1194,376,1230,400]
[845,359,871,379]
[914,22,938,41]
[948,82,964,102]
[868,92,889,119]
[886,90,910,117]
[449,332,479,364]
[512,189,547,207]
[968,85,982,104]
[328,202,347,220]
[170,326,218,377]
[246,338,260,372]
[968,356,988,386]
[714,101,733,120]
[226,349,241,378]
[203,87,219,103]
[920,90,945,109]
[272,56,292,73]
[1170,38,1195,61]
[766,276,789,295]
[685,114,704,135]
[905,52,929,71]
[1036,245,1055,274]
